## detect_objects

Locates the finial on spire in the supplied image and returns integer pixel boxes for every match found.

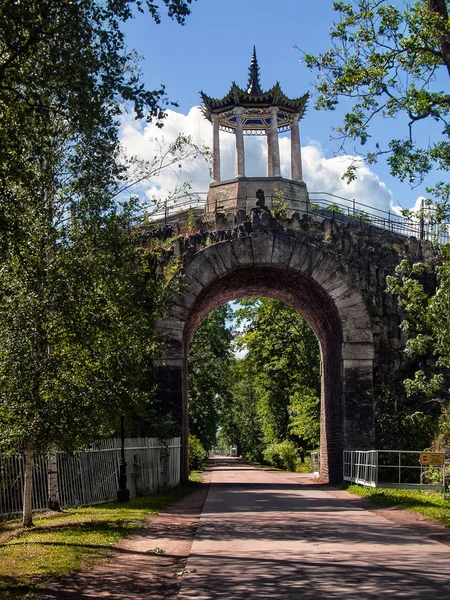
[247,46,262,95]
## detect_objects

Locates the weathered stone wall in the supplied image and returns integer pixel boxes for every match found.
[147,207,438,483]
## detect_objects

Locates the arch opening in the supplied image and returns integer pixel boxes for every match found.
[183,266,345,483]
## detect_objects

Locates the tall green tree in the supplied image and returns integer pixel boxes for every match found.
[301,0,450,203]
[220,359,264,460]
[385,251,450,449]
[188,305,236,451]
[0,0,195,206]
[234,299,321,454]
[0,0,194,526]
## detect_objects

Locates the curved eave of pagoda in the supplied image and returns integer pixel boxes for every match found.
[200,82,308,123]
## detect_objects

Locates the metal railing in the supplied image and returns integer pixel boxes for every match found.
[142,193,206,224]
[343,450,447,494]
[143,191,450,244]
[309,193,449,243]
[0,437,181,519]
[311,451,320,478]
[343,450,378,487]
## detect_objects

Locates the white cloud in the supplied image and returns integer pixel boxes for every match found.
[299,141,393,215]
[120,107,396,216]
[119,107,212,209]
[391,194,424,217]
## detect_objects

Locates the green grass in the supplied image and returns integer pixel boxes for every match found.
[0,481,201,599]
[347,485,450,527]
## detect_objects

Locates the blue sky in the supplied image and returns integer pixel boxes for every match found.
[120,0,445,213]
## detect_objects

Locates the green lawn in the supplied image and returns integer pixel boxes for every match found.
[0,482,200,599]
[347,485,450,527]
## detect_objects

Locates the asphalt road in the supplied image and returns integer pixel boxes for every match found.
[178,457,450,599]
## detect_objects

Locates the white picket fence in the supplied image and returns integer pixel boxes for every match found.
[0,437,181,519]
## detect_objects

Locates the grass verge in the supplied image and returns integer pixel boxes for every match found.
[0,480,201,599]
[346,485,450,527]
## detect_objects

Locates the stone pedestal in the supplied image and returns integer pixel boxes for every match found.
[205,177,309,216]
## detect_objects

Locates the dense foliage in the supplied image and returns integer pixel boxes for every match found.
[188,304,235,451]
[233,299,321,460]
[385,249,450,450]
[188,434,208,470]
[301,0,450,204]
[0,0,194,525]
[219,359,264,460]
[191,300,321,470]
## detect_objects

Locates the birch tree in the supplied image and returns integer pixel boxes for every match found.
[0,0,194,526]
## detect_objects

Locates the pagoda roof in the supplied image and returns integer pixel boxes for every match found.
[200,48,308,133]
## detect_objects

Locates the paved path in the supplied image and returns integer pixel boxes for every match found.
[179,457,450,599]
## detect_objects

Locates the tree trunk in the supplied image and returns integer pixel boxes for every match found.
[428,0,450,76]
[47,448,61,511]
[22,439,35,527]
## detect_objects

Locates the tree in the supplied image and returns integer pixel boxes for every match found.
[0,0,195,526]
[0,192,181,525]
[385,251,450,449]
[188,434,207,470]
[188,305,236,451]
[234,299,321,456]
[0,1,195,199]
[300,0,450,203]
[289,390,320,449]
[220,359,264,460]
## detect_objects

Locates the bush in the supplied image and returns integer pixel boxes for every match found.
[295,456,313,473]
[243,448,264,463]
[189,434,207,470]
[263,440,299,472]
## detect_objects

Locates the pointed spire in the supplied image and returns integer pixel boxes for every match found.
[247,46,262,95]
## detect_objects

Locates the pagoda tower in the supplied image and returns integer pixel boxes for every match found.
[200,47,309,215]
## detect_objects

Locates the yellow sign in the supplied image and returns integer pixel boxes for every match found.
[420,452,445,466]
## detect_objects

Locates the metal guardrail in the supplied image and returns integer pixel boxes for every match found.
[144,191,450,244]
[343,450,378,487]
[343,450,448,495]
[142,193,206,224]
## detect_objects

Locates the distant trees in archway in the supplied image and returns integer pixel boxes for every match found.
[188,299,321,469]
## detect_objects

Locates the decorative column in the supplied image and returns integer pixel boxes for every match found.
[269,106,280,177]
[266,128,273,176]
[290,113,302,181]
[234,106,245,178]
[212,113,221,182]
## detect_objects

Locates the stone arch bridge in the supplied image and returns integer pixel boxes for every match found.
[149,208,432,483]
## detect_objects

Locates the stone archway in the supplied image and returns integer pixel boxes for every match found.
[154,229,375,484]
